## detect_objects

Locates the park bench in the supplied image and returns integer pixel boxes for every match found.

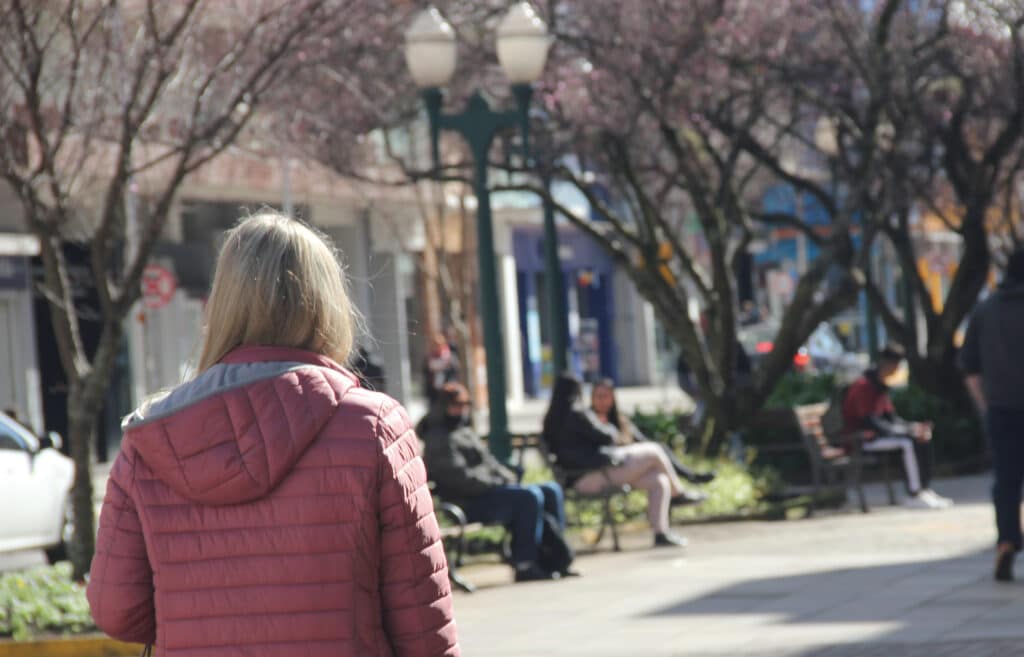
[528,432,631,552]
[429,432,538,593]
[433,495,504,593]
[793,401,896,515]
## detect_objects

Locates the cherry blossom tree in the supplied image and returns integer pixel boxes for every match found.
[728,0,1024,406]
[306,0,1024,448]
[0,0,379,578]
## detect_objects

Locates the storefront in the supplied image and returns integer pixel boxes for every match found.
[0,248,43,434]
[513,226,618,396]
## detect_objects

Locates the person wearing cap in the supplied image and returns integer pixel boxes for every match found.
[419,382,570,582]
[842,344,952,510]
[960,249,1024,581]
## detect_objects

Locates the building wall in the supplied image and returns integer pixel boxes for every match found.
[0,258,42,433]
[0,182,25,232]
[509,222,663,393]
[613,269,659,386]
[0,150,552,437]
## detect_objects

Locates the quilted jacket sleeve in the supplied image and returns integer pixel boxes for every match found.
[376,400,460,657]
[86,449,156,645]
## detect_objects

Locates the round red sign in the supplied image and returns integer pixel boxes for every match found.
[142,264,177,309]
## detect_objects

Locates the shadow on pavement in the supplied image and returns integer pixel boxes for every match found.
[643,547,1024,651]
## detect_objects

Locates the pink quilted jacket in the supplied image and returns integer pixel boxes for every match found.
[87,346,459,657]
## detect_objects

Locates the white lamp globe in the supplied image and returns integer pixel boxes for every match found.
[496,2,551,84]
[405,7,457,88]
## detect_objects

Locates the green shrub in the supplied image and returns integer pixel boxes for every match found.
[564,455,783,526]
[765,372,837,408]
[0,563,94,641]
[632,411,683,445]
[891,384,985,472]
[671,456,783,521]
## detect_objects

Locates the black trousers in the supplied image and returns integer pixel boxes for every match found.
[987,407,1024,550]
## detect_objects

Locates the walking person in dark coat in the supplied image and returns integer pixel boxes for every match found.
[961,249,1024,581]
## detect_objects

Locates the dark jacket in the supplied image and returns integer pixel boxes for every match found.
[960,282,1024,411]
[546,409,619,482]
[842,369,913,438]
[421,414,517,505]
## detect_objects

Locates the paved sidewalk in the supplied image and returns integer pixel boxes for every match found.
[450,474,1021,657]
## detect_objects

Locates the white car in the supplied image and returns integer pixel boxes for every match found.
[0,412,74,562]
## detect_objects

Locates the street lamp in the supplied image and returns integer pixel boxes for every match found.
[539,159,569,376]
[405,3,551,462]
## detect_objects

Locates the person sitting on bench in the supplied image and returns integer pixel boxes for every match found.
[542,373,692,548]
[588,378,715,495]
[420,382,572,582]
[842,344,952,510]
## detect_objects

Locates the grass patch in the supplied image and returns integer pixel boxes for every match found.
[560,456,785,527]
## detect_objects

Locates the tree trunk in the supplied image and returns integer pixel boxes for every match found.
[66,383,98,581]
[909,345,972,412]
[67,320,127,580]
[694,394,737,458]
[419,211,443,340]
[882,204,989,413]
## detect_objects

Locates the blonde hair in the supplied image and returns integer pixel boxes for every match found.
[196,212,357,373]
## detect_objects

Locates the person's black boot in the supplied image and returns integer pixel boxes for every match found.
[653,532,689,548]
[674,465,716,484]
[514,563,558,583]
[995,543,1016,582]
[690,471,716,484]
[670,490,708,507]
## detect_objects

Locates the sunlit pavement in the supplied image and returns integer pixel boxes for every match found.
[451,474,1023,657]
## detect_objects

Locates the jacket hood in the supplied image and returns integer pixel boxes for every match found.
[122,346,357,505]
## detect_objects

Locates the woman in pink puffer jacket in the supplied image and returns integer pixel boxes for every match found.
[87,213,459,657]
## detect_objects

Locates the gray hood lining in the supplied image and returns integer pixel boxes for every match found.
[124,362,337,429]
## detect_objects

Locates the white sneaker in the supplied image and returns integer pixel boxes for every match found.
[903,493,938,509]
[922,489,953,508]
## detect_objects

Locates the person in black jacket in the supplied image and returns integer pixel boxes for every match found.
[542,373,690,548]
[589,378,714,491]
[421,382,569,582]
[961,249,1024,581]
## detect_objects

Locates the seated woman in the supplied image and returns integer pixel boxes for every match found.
[588,378,714,492]
[541,374,691,548]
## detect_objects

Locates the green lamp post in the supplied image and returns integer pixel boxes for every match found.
[540,169,569,374]
[405,4,551,461]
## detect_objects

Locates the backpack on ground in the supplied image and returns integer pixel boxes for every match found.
[536,512,574,575]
